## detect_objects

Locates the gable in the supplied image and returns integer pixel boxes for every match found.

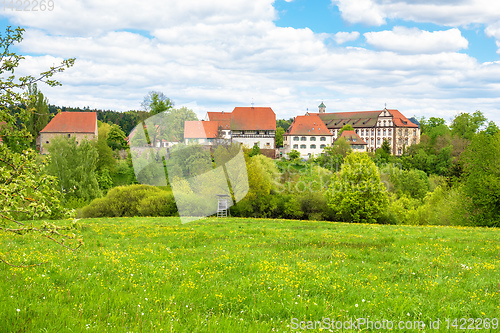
[40,112,97,133]
[230,107,276,131]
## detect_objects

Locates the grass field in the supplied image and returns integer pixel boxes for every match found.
[0,217,499,332]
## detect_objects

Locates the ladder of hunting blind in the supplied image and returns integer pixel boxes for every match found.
[217,195,230,218]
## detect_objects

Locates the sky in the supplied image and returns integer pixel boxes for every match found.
[1,0,500,125]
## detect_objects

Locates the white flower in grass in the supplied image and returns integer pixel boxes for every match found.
[355,304,358,307]
[16,309,20,312]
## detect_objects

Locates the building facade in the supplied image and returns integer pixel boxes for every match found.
[283,114,333,159]
[307,104,420,155]
[204,107,276,150]
[38,112,98,154]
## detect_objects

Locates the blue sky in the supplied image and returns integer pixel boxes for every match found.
[1,0,499,126]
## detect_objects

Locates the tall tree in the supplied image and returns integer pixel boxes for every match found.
[275,127,285,148]
[0,26,80,265]
[46,136,102,202]
[26,83,50,147]
[327,152,389,223]
[141,91,174,115]
[450,111,486,140]
[460,131,500,227]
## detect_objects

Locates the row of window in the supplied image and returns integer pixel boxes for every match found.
[332,128,417,136]
[293,144,327,149]
[363,137,412,145]
[293,136,327,141]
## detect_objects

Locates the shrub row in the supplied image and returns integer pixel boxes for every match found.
[80,184,177,218]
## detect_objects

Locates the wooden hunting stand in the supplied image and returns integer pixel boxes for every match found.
[216,194,230,218]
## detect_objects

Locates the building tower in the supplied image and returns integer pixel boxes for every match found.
[318,102,326,113]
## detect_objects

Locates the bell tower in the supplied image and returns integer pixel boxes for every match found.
[318,102,326,113]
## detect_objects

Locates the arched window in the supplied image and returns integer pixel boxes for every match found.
[320,144,326,149]
[301,137,306,141]
[377,129,381,136]
[398,148,402,155]
[310,137,316,141]
[320,137,326,141]
[371,138,374,144]
[293,144,298,149]
[371,129,374,135]
[388,129,392,136]
[293,136,299,141]
[383,129,386,136]
[300,144,306,149]
[383,120,386,126]
[310,144,316,149]
[404,138,408,145]
[377,137,381,144]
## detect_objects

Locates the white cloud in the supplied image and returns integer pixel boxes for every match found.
[364,27,468,54]
[2,0,500,126]
[332,0,500,53]
[333,0,386,26]
[333,31,360,44]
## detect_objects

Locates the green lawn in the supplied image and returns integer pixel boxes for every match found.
[1,217,499,332]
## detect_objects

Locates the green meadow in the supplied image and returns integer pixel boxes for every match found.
[1,217,499,332]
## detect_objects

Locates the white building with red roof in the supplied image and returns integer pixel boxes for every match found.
[337,130,368,152]
[184,120,220,145]
[284,114,333,159]
[38,112,98,154]
[307,103,420,155]
[203,107,276,150]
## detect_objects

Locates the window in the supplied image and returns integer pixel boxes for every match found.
[378,121,381,126]
[300,144,306,149]
[355,129,359,134]
[377,129,381,136]
[388,129,392,135]
[399,129,402,136]
[361,129,364,135]
[320,144,326,149]
[377,137,380,144]
[320,137,326,141]
[413,129,417,135]
[46,141,49,144]
[399,138,402,144]
[405,129,408,135]
[301,137,306,141]
[383,129,386,136]
[383,120,386,126]
[310,137,316,141]
[388,120,392,126]
[388,137,392,143]
[67,134,71,138]
[293,144,298,149]
[310,144,316,149]
[405,138,408,145]
[398,148,402,155]
[371,129,374,135]
[371,138,374,144]
[293,136,299,141]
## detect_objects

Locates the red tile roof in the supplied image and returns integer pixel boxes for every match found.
[286,115,332,136]
[206,112,231,130]
[230,107,276,131]
[338,130,367,145]
[40,112,97,133]
[184,121,219,139]
[309,109,418,128]
[389,109,419,128]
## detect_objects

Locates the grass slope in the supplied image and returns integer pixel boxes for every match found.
[1,217,499,332]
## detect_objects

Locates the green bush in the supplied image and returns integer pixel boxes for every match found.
[138,192,178,217]
[81,184,169,218]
